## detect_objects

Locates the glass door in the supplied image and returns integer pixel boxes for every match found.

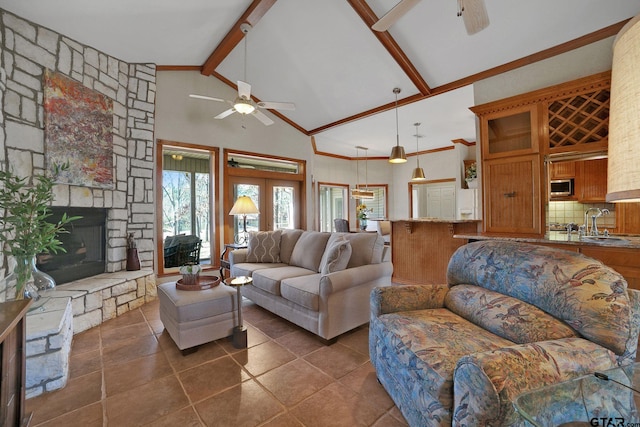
[227,177,301,243]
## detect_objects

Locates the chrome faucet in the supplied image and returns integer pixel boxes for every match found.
[584,208,610,236]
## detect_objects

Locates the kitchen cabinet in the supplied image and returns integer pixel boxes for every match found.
[483,154,543,234]
[550,162,576,179]
[616,203,640,234]
[480,104,540,160]
[576,158,607,202]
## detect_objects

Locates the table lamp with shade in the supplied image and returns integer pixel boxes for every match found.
[229,196,260,244]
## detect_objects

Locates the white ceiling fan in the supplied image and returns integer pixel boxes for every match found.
[372,0,489,35]
[189,23,295,126]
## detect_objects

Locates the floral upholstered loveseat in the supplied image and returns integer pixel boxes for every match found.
[369,240,640,426]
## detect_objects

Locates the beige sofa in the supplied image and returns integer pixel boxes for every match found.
[229,229,392,342]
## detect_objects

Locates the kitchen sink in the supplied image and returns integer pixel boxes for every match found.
[581,235,630,244]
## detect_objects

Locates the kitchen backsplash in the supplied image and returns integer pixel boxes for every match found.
[548,201,616,229]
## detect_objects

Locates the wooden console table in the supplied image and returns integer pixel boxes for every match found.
[0,299,33,427]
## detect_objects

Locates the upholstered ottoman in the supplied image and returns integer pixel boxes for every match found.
[157,281,237,352]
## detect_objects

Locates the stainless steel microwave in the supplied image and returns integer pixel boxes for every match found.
[551,179,574,197]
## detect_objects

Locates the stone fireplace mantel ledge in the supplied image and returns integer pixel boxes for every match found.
[24,269,157,398]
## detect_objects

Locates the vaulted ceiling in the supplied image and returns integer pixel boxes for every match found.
[1,0,639,158]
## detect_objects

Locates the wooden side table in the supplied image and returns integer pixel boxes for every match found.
[219,243,247,279]
[223,276,252,349]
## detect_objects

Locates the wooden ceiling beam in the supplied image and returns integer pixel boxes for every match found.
[200,0,277,76]
[347,0,431,96]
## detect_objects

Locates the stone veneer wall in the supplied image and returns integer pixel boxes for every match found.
[0,9,156,301]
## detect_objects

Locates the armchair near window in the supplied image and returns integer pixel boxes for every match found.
[333,218,350,232]
[163,234,202,267]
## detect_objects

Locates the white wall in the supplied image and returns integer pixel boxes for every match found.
[155,70,313,243]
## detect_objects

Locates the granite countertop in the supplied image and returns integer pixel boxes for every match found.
[392,218,481,224]
[454,232,640,249]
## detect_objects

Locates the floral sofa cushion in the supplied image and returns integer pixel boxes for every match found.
[453,337,619,426]
[447,240,634,355]
[371,308,514,425]
[445,284,578,344]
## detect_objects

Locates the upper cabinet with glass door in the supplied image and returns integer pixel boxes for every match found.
[479,104,541,160]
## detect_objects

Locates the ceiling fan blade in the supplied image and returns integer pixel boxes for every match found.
[252,110,274,126]
[372,0,420,32]
[257,101,296,111]
[238,80,252,100]
[189,94,225,102]
[214,108,236,119]
[462,0,489,35]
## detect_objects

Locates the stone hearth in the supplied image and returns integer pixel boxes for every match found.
[25,269,156,398]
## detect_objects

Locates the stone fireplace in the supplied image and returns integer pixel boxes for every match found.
[0,10,158,397]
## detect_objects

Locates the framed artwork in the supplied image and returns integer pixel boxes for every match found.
[44,70,114,188]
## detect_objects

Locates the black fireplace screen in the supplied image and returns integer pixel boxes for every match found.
[37,207,107,285]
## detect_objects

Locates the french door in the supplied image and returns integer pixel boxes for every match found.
[227,176,301,243]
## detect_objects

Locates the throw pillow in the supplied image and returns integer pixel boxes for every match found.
[319,237,352,275]
[246,230,282,263]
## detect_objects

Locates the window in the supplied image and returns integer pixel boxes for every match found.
[318,183,349,232]
[156,141,219,275]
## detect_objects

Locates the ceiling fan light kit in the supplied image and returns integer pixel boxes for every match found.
[389,87,408,164]
[188,22,294,126]
[411,122,426,181]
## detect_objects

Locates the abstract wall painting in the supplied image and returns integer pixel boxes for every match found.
[44,69,114,188]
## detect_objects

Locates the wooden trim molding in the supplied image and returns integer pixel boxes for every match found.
[452,138,476,146]
[201,0,277,76]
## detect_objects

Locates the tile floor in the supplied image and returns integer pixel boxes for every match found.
[25,297,408,426]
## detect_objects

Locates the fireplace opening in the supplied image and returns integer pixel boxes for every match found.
[37,207,107,285]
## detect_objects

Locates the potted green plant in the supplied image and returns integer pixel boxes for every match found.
[0,164,79,300]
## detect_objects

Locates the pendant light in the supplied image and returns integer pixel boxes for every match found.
[350,146,375,199]
[411,122,426,181]
[388,88,407,163]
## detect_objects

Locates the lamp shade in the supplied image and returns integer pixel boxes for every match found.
[607,14,640,203]
[389,145,407,163]
[229,196,259,215]
[411,167,426,181]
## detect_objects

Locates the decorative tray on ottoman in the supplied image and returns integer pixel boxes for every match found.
[175,275,220,291]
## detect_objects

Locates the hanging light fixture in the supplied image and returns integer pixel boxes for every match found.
[388,87,407,163]
[350,146,375,199]
[411,122,426,181]
[606,14,640,203]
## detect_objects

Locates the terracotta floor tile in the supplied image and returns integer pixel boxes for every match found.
[104,351,173,396]
[372,413,409,427]
[69,348,102,379]
[233,340,296,376]
[146,406,204,427]
[159,333,228,373]
[275,329,325,357]
[105,375,189,426]
[257,359,333,407]
[102,334,160,367]
[289,382,385,427]
[304,343,369,379]
[195,380,283,427]
[33,401,104,427]
[26,371,103,426]
[337,326,370,356]
[101,321,154,348]
[259,413,305,427]
[339,363,394,411]
[252,316,299,339]
[178,356,250,403]
[100,309,146,331]
[71,327,101,354]
[24,301,401,427]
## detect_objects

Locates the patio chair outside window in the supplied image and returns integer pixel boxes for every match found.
[164,235,202,267]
